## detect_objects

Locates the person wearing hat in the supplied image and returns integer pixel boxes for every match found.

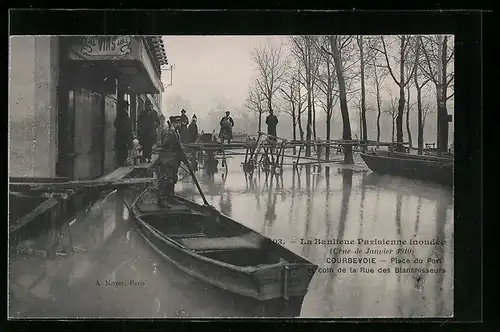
[138,100,160,163]
[187,114,199,143]
[265,108,279,142]
[219,110,234,144]
[114,99,133,166]
[156,115,184,208]
[179,109,189,143]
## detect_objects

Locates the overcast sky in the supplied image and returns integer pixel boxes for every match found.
[161,35,285,116]
[160,35,454,123]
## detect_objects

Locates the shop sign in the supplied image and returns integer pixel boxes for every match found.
[79,36,132,56]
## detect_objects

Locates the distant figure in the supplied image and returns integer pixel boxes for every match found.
[138,101,160,163]
[219,111,234,144]
[179,109,189,142]
[187,115,199,143]
[114,100,133,166]
[266,109,279,141]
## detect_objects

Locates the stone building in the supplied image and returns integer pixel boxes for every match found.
[9,35,167,180]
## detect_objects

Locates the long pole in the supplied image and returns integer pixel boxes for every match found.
[175,140,210,206]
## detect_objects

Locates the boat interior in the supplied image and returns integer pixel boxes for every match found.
[371,150,453,162]
[136,206,283,267]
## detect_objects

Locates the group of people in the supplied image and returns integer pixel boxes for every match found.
[217,109,279,144]
[114,102,280,208]
[178,109,199,143]
[154,108,279,208]
[114,99,160,166]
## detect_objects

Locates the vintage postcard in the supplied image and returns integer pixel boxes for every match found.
[8,33,454,319]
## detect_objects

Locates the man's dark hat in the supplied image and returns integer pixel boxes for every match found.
[192,114,197,119]
[169,115,182,122]
[181,109,186,113]
[225,111,230,114]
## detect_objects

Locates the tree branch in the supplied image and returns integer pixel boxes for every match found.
[380,37,401,86]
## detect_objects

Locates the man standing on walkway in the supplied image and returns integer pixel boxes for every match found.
[179,109,189,142]
[266,109,279,142]
[138,101,160,163]
[156,116,184,208]
[219,111,234,144]
[114,100,133,166]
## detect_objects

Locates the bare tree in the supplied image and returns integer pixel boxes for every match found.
[405,84,414,147]
[356,36,377,142]
[314,38,339,159]
[296,71,307,141]
[385,88,399,143]
[421,98,435,132]
[245,82,266,132]
[353,96,373,141]
[278,61,307,148]
[290,35,321,156]
[367,51,389,143]
[372,35,417,152]
[325,35,358,164]
[420,35,454,152]
[412,36,431,154]
[250,41,288,116]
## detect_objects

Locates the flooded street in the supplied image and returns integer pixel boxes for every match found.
[9,154,453,318]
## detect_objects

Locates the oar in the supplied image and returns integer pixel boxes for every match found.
[175,139,211,207]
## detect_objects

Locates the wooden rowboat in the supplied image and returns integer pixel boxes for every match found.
[129,187,317,313]
[360,150,453,186]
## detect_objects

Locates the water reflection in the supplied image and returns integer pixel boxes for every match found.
[10,155,454,318]
[220,192,232,216]
[181,157,453,318]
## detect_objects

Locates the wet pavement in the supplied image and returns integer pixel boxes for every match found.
[8,154,454,318]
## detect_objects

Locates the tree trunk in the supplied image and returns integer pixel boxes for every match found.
[375,73,382,143]
[358,36,368,142]
[330,35,353,164]
[258,110,262,133]
[326,114,331,160]
[414,36,424,155]
[392,117,395,143]
[306,76,312,157]
[297,110,304,140]
[359,109,362,140]
[406,86,412,148]
[312,93,317,141]
[416,86,423,154]
[395,36,406,152]
[292,108,297,154]
[437,35,449,153]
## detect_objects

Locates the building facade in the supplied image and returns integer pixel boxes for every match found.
[9,35,167,180]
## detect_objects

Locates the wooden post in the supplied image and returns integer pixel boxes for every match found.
[46,203,59,260]
[295,145,303,166]
[56,193,74,255]
[280,141,286,169]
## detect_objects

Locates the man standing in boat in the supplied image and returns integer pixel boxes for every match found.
[157,115,184,208]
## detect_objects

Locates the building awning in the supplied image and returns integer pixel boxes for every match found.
[67,36,164,94]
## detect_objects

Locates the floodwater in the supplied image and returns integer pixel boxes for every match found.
[8,154,454,319]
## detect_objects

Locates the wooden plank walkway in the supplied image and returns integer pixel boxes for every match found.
[98,154,158,181]
[9,178,155,192]
[9,196,59,233]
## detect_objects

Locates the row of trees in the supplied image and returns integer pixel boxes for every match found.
[246,35,454,163]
